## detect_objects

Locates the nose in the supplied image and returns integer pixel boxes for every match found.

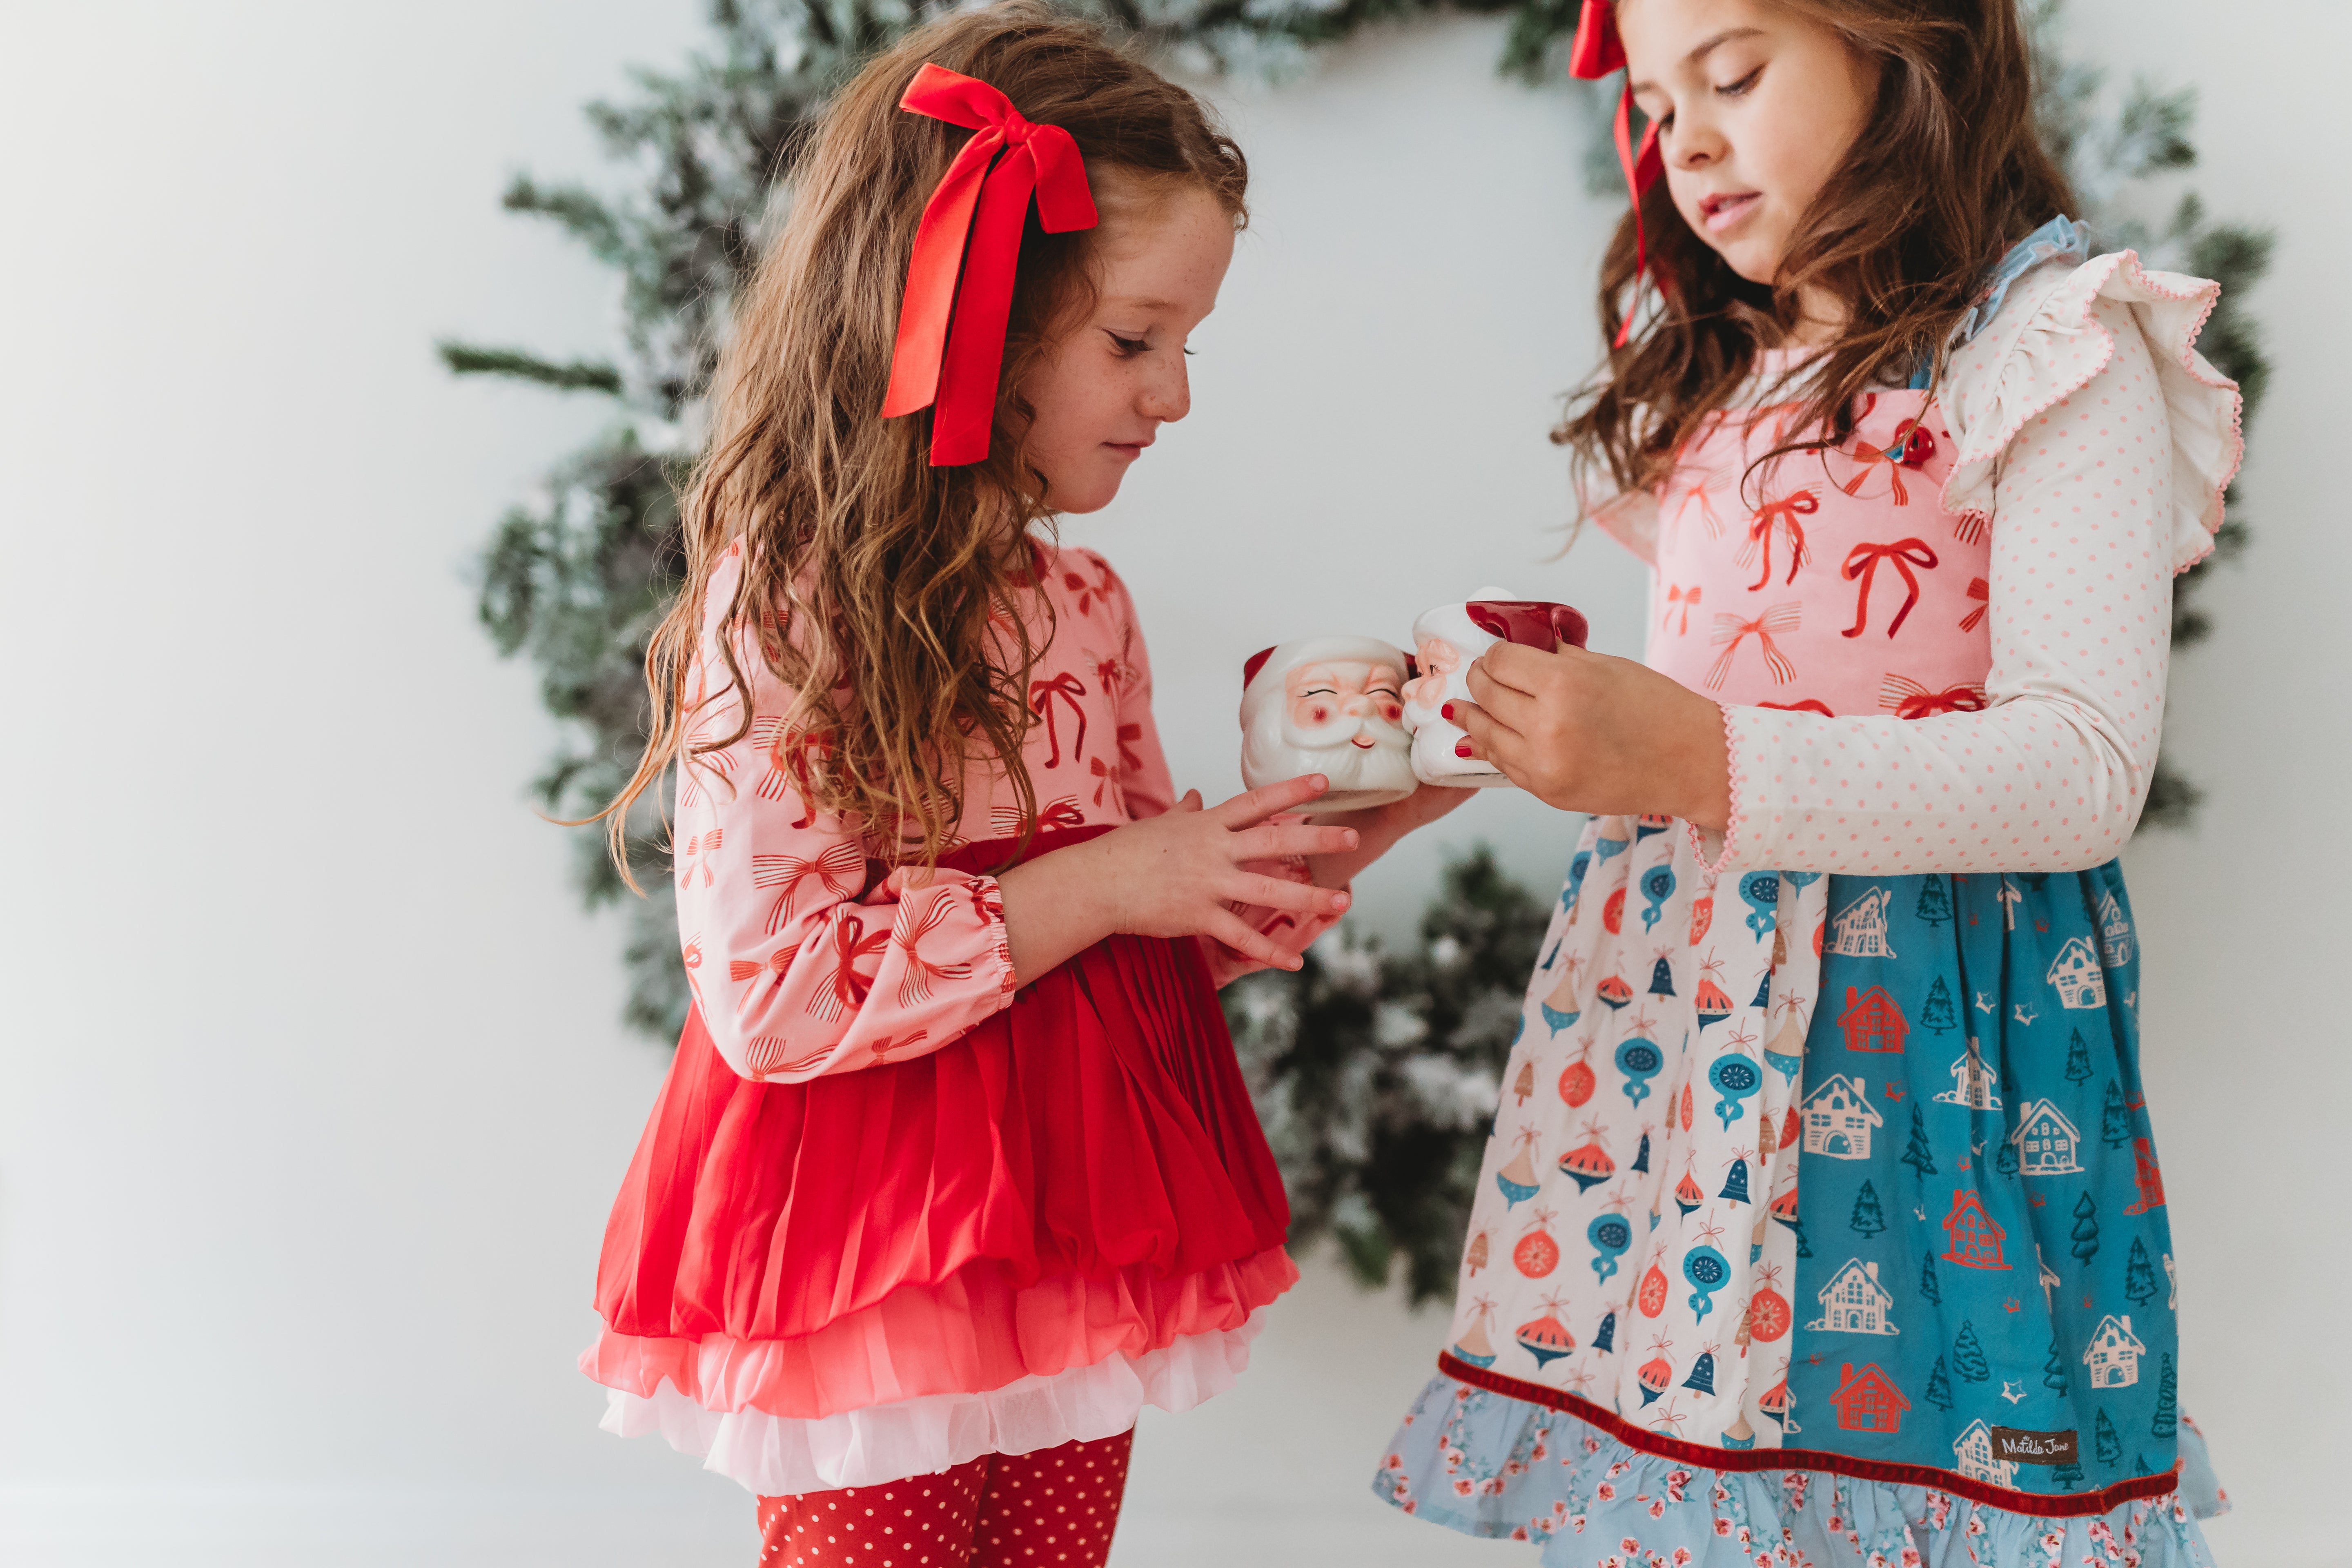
[1667,107,1724,171]
[1139,352,1190,425]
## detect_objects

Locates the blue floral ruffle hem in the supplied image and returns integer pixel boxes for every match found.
[1374,1373,2227,1568]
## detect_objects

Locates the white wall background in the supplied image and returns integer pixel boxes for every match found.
[0,3,2341,1565]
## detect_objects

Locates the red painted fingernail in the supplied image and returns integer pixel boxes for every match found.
[1441,703,1455,722]
[1454,739,1472,758]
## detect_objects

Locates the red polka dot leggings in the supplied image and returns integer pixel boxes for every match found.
[756,1429,1134,1568]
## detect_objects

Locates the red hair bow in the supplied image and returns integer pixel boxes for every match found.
[882,63,1099,466]
[1569,0,1667,348]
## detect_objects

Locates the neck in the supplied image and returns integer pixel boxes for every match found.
[1779,283,1850,349]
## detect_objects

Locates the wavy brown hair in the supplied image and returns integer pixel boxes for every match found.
[1559,0,2076,500]
[599,4,1247,882]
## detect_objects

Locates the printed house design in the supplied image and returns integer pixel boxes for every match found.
[2083,1314,2146,1388]
[1934,1038,2002,1110]
[1807,1258,1898,1336]
[1830,886,1898,958]
[1830,1361,1909,1434]
[2047,936,2107,1010]
[1838,985,1908,1053]
[1953,1419,2020,1487]
[1802,1074,1883,1160]
[1939,1189,2009,1270]
[2098,891,2134,967]
[2011,1099,2084,1176]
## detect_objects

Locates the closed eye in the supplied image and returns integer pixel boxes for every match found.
[1107,332,1149,356]
[1717,65,1762,98]
[1300,687,1336,699]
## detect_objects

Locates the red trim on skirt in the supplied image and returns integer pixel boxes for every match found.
[1436,1352,2181,1518]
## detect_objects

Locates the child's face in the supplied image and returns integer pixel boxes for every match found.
[1620,0,1874,303]
[1018,181,1235,514]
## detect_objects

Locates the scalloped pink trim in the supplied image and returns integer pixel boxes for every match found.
[1938,249,2246,576]
[1684,700,1743,876]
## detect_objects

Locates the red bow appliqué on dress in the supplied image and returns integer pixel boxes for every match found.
[881,63,1099,466]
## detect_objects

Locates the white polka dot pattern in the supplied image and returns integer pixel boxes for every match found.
[756,1429,1134,1568]
[1715,288,2192,875]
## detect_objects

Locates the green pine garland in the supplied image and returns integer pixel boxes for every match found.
[457,0,2268,1291]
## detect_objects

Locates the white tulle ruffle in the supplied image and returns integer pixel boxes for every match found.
[601,1314,1263,1496]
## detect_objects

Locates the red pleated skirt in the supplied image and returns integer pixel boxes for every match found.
[586,826,1296,1421]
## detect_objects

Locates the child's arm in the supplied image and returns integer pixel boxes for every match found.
[1459,283,2211,875]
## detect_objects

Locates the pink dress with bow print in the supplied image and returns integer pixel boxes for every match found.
[583,538,1335,1498]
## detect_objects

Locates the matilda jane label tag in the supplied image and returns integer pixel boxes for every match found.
[1990,1427,2080,1466]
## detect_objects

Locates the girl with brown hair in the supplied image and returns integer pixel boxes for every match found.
[575,8,1444,1561]
[1378,0,2238,1561]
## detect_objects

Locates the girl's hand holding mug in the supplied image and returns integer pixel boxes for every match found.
[998,773,1355,982]
[1447,643,1732,831]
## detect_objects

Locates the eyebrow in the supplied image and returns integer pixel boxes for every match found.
[1628,26,1766,94]
[1100,296,1176,313]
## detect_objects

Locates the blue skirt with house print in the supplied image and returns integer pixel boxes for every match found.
[1377,817,2223,1567]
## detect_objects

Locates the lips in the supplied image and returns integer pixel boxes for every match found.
[1700,191,1762,233]
[1350,736,1375,748]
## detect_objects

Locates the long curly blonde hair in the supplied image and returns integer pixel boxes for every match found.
[599,5,1246,882]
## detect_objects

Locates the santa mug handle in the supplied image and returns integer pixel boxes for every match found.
[1465,600,1590,652]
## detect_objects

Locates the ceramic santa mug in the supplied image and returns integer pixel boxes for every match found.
[1238,635,1419,811]
[1401,589,1591,787]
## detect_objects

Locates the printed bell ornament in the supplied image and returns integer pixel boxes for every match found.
[1682,1346,1719,1396]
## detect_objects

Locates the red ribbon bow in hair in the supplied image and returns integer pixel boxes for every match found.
[882,63,1100,466]
[1840,538,1939,639]
[1568,0,1666,349]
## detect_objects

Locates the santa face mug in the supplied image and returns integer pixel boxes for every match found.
[1401,591,1591,786]
[1238,635,1418,811]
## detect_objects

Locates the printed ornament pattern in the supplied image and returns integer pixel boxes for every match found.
[1446,814,1824,1451]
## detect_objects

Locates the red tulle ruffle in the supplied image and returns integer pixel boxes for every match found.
[592,829,1294,1404]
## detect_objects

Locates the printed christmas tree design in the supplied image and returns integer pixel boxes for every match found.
[1924,1355,1954,1410]
[2071,1192,2101,1270]
[2125,1238,2158,1306]
[1951,1321,1990,1383]
[1914,877,1952,929]
[2064,1027,2094,1086]
[1919,976,1958,1034]
[2101,1078,2132,1148]
[2152,1353,2178,1437]
[1900,1103,1937,1183]
[2043,1337,2070,1395]
[2095,1409,2122,1469]
[2051,1459,2085,1491]
[1850,1180,1887,1238]
[1919,1250,1942,1305]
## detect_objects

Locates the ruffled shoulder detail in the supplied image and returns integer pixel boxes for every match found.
[1584,483,1663,565]
[1939,248,2245,575]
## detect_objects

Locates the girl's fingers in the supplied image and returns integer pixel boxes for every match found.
[1472,641,1559,697]
[1227,871,1350,915]
[1214,774,1330,826]
[1463,662,1541,733]
[1233,822,1357,861]
[1207,911,1303,969]
[1171,788,1205,813]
